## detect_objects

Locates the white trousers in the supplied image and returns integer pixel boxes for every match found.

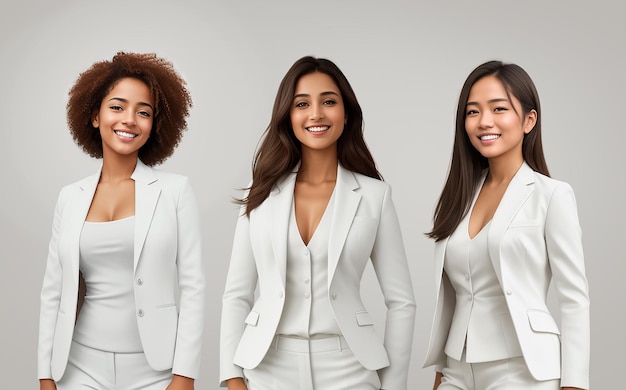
[438,351,560,390]
[56,340,172,389]
[243,335,381,390]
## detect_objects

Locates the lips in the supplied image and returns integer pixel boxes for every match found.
[479,134,500,141]
[115,130,138,139]
[306,126,329,133]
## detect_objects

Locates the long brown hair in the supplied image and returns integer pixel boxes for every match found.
[427,60,549,241]
[238,56,381,216]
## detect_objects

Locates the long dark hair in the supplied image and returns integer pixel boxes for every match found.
[238,56,381,216]
[427,60,549,241]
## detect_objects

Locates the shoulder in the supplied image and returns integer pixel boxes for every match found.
[151,167,190,185]
[57,172,98,198]
[351,171,391,198]
[531,171,575,198]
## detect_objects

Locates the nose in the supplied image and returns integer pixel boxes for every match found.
[122,111,136,126]
[479,111,494,128]
[309,103,324,120]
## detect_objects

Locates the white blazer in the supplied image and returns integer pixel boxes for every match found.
[220,164,416,390]
[38,160,205,381]
[423,163,590,389]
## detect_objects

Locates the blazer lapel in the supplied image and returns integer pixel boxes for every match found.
[68,170,101,281]
[487,162,535,280]
[132,160,161,271]
[270,170,298,288]
[328,165,361,285]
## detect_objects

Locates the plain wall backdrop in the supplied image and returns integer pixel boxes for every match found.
[1,0,624,388]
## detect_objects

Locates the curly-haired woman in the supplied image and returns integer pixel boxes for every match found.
[38,52,205,390]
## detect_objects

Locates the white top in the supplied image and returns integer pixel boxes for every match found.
[443,210,522,363]
[73,216,143,352]
[276,192,342,338]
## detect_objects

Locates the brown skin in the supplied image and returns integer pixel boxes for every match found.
[39,379,56,390]
[227,377,248,390]
[291,72,344,244]
[167,375,195,389]
[40,58,196,390]
[67,52,192,167]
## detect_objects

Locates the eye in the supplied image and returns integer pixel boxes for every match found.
[322,99,337,106]
[138,110,152,117]
[466,109,479,116]
[110,105,123,111]
[494,106,508,112]
[294,101,309,108]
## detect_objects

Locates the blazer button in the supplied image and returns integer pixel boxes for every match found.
[137,309,144,317]
[331,292,337,300]
[506,290,512,295]
[136,278,143,286]
[278,291,284,298]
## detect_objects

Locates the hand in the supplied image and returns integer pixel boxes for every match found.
[226,377,248,390]
[166,374,195,390]
[39,379,56,390]
[432,372,443,390]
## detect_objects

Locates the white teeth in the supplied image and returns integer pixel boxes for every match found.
[115,131,137,138]
[480,134,500,141]
[306,126,329,132]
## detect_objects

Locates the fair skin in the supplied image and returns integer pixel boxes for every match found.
[432,76,581,390]
[226,71,345,390]
[40,78,194,390]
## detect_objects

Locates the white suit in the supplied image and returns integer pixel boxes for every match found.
[220,164,416,389]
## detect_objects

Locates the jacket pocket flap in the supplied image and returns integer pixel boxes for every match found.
[527,310,560,334]
[356,311,374,326]
[244,311,260,326]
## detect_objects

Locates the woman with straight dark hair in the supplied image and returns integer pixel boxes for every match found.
[423,60,589,389]
[220,56,416,389]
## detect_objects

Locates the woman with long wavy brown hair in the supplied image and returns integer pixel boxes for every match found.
[220,56,416,390]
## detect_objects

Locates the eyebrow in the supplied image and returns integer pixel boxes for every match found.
[107,97,154,110]
[466,98,509,106]
[293,91,340,99]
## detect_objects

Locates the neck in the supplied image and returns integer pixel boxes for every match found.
[487,155,524,184]
[100,152,138,184]
[298,148,338,184]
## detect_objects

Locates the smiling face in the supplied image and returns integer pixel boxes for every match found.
[465,75,536,165]
[92,77,154,161]
[290,72,345,155]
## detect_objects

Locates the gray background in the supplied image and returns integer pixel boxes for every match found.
[1,0,624,388]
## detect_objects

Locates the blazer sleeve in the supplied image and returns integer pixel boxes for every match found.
[219,205,258,386]
[545,182,590,389]
[370,185,417,390]
[171,179,206,379]
[37,188,66,379]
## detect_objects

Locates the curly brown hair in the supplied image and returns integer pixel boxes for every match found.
[67,52,192,166]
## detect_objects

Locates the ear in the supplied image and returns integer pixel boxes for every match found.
[92,112,99,128]
[523,109,537,134]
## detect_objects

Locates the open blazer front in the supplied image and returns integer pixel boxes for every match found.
[220,164,416,389]
[38,160,205,381]
[423,162,590,389]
